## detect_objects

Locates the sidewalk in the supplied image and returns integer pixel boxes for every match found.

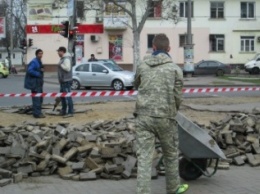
[2,165,260,194]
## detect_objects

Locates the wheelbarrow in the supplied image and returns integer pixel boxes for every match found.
[157,113,226,181]
[176,112,226,181]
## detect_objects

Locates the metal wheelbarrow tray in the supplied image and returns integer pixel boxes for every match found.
[176,112,226,181]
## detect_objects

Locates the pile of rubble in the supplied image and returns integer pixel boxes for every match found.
[207,109,260,168]
[0,118,160,187]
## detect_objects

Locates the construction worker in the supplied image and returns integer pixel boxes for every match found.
[134,34,189,194]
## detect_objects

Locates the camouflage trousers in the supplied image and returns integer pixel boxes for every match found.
[135,115,180,194]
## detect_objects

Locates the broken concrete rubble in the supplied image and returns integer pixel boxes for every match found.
[206,112,260,168]
[0,118,146,187]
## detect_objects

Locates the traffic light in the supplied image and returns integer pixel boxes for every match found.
[20,39,27,49]
[60,21,69,38]
[68,30,73,40]
[28,38,33,47]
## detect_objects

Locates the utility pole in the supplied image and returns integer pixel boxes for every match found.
[68,0,77,65]
[183,0,194,76]
[10,0,14,67]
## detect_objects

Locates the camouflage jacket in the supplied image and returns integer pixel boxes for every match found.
[134,53,183,119]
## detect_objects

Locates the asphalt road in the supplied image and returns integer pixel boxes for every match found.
[0,76,259,107]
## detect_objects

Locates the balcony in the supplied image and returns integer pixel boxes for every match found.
[103,16,129,30]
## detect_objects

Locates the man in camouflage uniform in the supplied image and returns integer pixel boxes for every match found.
[134,34,188,194]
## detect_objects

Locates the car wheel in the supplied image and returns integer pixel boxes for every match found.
[0,73,3,78]
[71,79,80,90]
[252,67,260,74]
[112,79,124,91]
[216,69,224,76]
[126,86,134,90]
[3,75,8,78]
[85,87,91,90]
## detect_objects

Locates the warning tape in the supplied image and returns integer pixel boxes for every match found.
[0,87,259,98]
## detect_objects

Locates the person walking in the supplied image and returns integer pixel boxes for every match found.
[88,54,98,62]
[24,49,45,118]
[134,34,189,194]
[57,46,74,118]
[4,57,9,72]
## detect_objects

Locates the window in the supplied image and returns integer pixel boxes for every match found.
[198,62,208,68]
[13,54,15,59]
[92,64,107,73]
[148,1,162,18]
[147,34,156,49]
[210,2,224,19]
[179,1,194,18]
[105,2,126,16]
[241,2,255,19]
[75,64,89,72]
[208,61,219,67]
[179,34,193,47]
[241,36,255,52]
[0,54,2,59]
[209,34,225,52]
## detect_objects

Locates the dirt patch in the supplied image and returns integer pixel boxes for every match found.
[0,96,258,127]
[183,96,259,106]
[0,101,135,127]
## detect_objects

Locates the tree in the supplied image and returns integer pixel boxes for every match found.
[0,0,27,59]
[83,0,177,72]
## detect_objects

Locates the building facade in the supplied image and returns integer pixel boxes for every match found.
[26,0,260,71]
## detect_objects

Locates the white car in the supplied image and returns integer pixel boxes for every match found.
[244,54,260,74]
[72,61,135,91]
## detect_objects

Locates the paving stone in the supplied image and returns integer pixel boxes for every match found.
[63,147,78,160]
[71,162,85,171]
[252,144,260,154]
[104,163,117,173]
[85,157,99,170]
[51,155,67,164]
[58,166,73,177]
[13,173,23,183]
[17,165,34,174]
[79,172,97,180]
[77,144,93,153]
[122,170,131,179]
[0,147,11,155]
[234,156,245,166]
[124,155,137,172]
[0,179,12,187]
[0,168,12,178]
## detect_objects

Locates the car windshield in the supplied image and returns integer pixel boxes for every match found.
[103,62,123,71]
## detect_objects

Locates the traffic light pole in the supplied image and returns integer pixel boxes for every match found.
[68,0,77,65]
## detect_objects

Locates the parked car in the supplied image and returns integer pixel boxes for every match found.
[0,62,9,78]
[72,61,135,91]
[244,54,260,74]
[192,60,231,76]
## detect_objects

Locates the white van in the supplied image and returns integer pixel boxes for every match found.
[244,54,260,74]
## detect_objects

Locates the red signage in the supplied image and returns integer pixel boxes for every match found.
[0,17,6,38]
[26,24,104,34]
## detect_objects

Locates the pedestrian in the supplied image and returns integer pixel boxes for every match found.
[88,54,98,62]
[11,65,17,74]
[134,34,189,194]
[57,46,74,118]
[24,49,45,118]
[4,57,9,72]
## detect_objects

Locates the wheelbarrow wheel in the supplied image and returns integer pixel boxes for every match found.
[179,158,208,181]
